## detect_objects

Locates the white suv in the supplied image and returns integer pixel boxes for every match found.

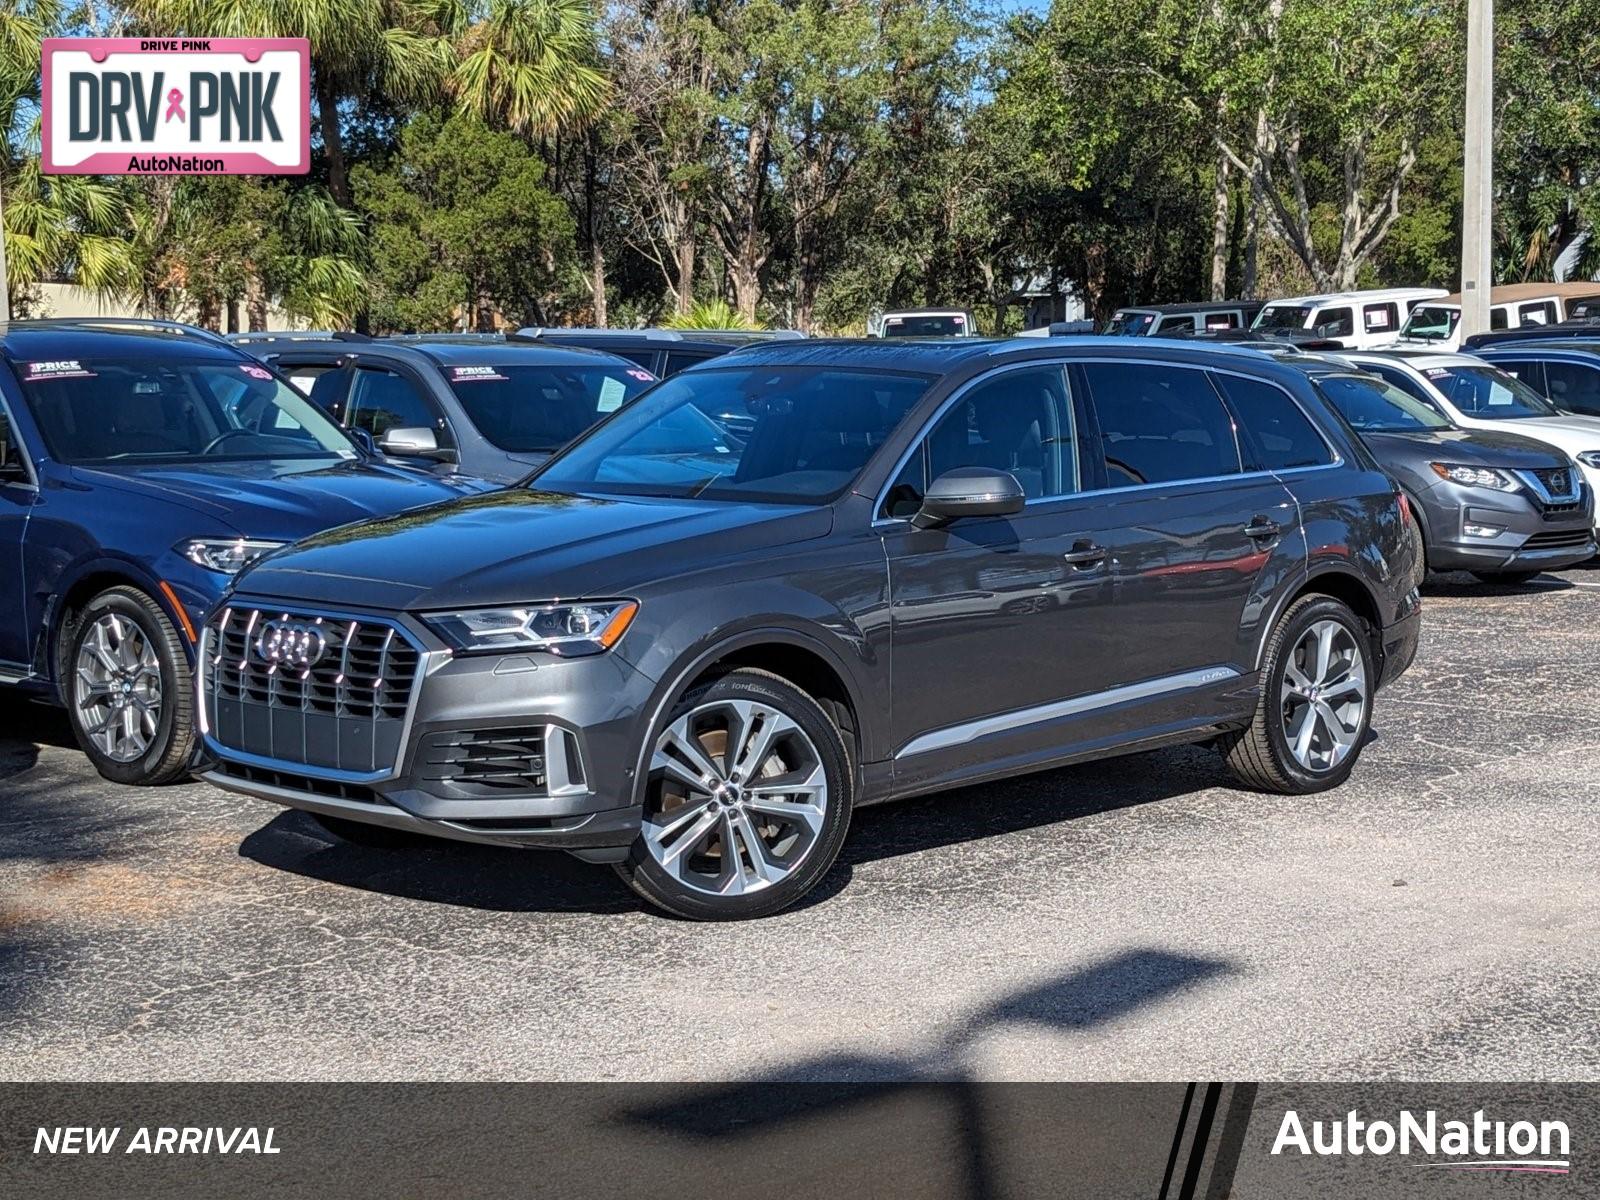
[1252,288,1447,349]
[1346,349,1600,529]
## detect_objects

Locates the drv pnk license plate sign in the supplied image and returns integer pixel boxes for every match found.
[42,38,310,175]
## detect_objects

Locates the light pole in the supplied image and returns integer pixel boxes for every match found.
[1459,0,1494,337]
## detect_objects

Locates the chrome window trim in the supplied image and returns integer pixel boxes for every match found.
[897,665,1243,758]
[198,600,446,784]
[869,357,1341,529]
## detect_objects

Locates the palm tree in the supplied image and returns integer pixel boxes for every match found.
[128,0,455,206]
[0,0,63,317]
[444,0,607,138]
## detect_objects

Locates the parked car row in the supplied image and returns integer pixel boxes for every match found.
[8,314,1600,921]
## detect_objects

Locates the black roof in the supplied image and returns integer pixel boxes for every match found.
[1474,338,1600,356]
[1113,300,1265,316]
[1,320,248,363]
[1463,323,1600,351]
[516,327,803,351]
[246,336,634,369]
[709,335,1303,378]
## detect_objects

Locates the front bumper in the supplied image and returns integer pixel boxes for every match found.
[1420,479,1595,573]
[200,602,661,857]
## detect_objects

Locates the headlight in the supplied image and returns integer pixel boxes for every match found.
[181,538,284,574]
[1575,451,1600,468]
[423,601,638,657]
[1429,463,1519,492]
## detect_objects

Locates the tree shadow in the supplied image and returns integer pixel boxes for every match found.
[239,743,1234,917]
[619,949,1240,1198]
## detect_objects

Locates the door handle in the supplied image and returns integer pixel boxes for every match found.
[1063,542,1107,566]
[1243,517,1282,541]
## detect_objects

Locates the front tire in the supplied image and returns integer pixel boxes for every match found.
[615,669,854,920]
[1220,594,1374,794]
[65,586,195,786]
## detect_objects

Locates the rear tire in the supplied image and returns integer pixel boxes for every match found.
[615,669,854,920]
[65,586,195,786]
[1220,594,1374,794]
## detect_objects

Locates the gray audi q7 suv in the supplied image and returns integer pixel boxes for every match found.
[200,339,1422,920]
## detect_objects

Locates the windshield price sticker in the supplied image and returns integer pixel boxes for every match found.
[239,363,273,380]
[451,366,508,383]
[626,369,655,382]
[24,360,97,381]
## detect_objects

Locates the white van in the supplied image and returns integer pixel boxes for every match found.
[1388,282,1600,350]
[1251,287,1446,349]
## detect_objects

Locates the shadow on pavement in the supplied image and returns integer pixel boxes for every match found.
[1422,570,1576,597]
[240,744,1230,918]
[621,950,1236,1196]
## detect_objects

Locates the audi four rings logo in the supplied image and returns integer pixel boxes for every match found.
[254,619,327,668]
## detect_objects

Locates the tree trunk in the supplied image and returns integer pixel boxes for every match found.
[584,136,607,327]
[246,274,268,331]
[315,72,351,208]
[674,230,695,316]
[590,239,608,328]
[1210,141,1231,300]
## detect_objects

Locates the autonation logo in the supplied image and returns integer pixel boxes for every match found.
[1272,1109,1571,1175]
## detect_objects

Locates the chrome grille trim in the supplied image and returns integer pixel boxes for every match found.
[1513,467,1581,506]
[199,602,438,783]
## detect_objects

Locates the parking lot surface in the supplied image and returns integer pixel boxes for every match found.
[2,568,1598,1082]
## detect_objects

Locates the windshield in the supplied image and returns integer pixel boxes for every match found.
[1253,305,1313,333]
[882,314,967,337]
[1103,310,1157,336]
[1426,364,1558,419]
[14,357,356,465]
[533,366,932,504]
[1315,373,1453,432]
[444,362,653,453]
[1398,305,1460,341]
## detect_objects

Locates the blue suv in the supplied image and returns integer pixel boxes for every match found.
[0,322,486,785]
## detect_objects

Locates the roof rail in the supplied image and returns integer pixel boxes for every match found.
[383,332,508,344]
[1461,320,1600,351]
[226,330,373,345]
[4,317,234,346]
[514,326,806,343]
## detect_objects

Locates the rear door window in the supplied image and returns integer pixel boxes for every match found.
[1213,375,1333,470]
[1081,362,1241,487]
[1543,361,1600,416]
[664,351,716,376]
[1362,303,1398,334]
[1313,307,1354,339]
[1154,315,1197,336]
[1518,301,1557,327]
[1495,359,1548,395]
[1204,310,1242,331]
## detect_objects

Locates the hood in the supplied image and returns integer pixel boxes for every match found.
[1362,427,1572,471]
[1508,414,1600,447]
[232,488,833,610]
[73,458,490,540]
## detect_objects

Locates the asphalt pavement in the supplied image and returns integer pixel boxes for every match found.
[2,567,1598,1082]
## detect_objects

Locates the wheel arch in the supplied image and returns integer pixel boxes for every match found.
[1254,566,1385,674]
[629,626,872,810]
[41,561,187,697]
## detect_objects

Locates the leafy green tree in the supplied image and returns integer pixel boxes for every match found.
[353,110,576,329]
[662,296,757,329]
[446,0,607,137]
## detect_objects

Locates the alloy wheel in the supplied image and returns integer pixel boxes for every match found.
[1279,619,1367,772]
[643,698,829,897]
[74,612,162,763]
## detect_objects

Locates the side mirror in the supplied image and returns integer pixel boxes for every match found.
[379,426,455,461]
[911,467,1026,529]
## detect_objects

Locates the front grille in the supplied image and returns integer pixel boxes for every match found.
[204,605,421,775]
[1521,528,1593,551]
[1529,466,1575,498]
[419,728,548,794]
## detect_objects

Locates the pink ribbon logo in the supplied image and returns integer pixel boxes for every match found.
[164,87,185,123]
